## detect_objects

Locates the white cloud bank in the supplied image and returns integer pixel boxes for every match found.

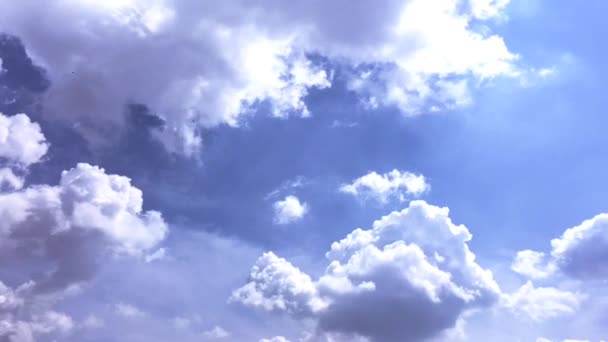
[233,200,500,341]
[340,169,429,203]
[0,0,523,155]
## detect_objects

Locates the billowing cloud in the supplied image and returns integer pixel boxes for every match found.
[550,213,608,280]
[0,113,168,340]
[502,281,581,321]
[0,0,520,155]
[340,169,429,203]
[233,200,500,342]
[0,112,48,166]
[273,195,308,225]
[513,212,608,281]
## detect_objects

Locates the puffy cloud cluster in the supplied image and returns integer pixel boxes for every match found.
[340,169,429,203]
[512,213,608,281]
[0,0,520,155]
[0,113,168,341]
[233,200,500,341]
[273,195,308,225]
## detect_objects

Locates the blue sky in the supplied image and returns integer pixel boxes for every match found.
[0,0,608,341]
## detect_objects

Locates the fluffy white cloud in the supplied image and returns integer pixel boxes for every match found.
[550,213,608,279]
[511,250,554,279]
[340,169,429,203]
[0,113,48,166]
[273,195,308,225]
[230,252,324,316]
[513,212,608,281]
[233,200,500,342]
[202,325,230,339]
[0,163,168,259]
[0,0,521,155]
[503,281,581,321]
[0,114,168,341]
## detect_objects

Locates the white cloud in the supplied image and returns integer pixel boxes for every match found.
[550,213,608,279]
[469,0,511,20]
[234,200,500,341]
[0,113,48,167]
[340,169,429,203]
[230,252,324,316]
[273,195,308,224]
[30,311,74,335]
[0,0,522,155]
[115,303,146,318]
[260,337,291,342]
[511,250,554,279]
[503,281,581,321]
[0,113,168,340]
[203,325,230,339]
[513,212,608,281]
[145,247,167,263]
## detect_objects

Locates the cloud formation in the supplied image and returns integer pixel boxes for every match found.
[512,212,608,281]
[233,200,500,341]
[340,169,429,203]
[503,281,581,321]
[0,112,168,341]
[0,0,519,155]
[0,112,47,166]
[273,195,308,225]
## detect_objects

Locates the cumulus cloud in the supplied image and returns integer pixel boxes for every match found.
[513,212,608,281]
[503,281,581,321]
[273,195,308,224]
[233,200,500,342]
[0,162,169,291]
[0,113,168,340]
[0,0,521,154]
[0,112,48,166]
[340,169,429,203]
[550,213,608,279]
[202,325,230,339]
[511,250,554,279]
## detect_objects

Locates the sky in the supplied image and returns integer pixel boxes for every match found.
[0,0,607,341]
